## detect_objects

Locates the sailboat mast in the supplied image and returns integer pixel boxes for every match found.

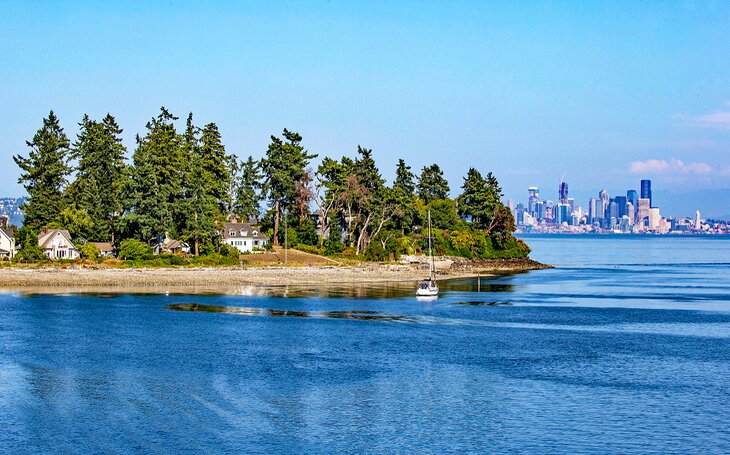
[428,209,435,280]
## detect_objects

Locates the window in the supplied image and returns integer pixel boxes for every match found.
[252,230,258,237]
[243,241,247,246]
[240,230,247,236]
[254,240,259,246]
[229,230,236,237]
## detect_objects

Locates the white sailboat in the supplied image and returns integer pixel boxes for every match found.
[416,209,439,296]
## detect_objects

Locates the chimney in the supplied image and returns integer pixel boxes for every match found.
[0,214,7,228]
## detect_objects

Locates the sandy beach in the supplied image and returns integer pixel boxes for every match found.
[0,257,549,292]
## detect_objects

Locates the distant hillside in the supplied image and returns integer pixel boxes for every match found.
[0,197,25,227]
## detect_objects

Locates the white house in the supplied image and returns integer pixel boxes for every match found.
[221,222,268,253]
[91,242,115,258]
[38,228,80,260]
[0,214,16,259]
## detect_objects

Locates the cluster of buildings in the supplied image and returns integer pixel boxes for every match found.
[509,179,729,234]
[0,213,269,261]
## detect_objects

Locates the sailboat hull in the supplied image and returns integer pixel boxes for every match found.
[416,286,439,296]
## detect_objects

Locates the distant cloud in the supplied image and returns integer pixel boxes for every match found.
[629,159,713,175]
[679,102,730,129]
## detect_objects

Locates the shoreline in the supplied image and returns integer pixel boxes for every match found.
[0,258,549,290]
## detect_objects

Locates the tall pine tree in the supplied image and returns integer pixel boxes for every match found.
[67,113,128,243]
[417,164,450,203]
[14,111,72,233]
[129,107,183,242]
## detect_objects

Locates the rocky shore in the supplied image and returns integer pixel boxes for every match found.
[0,258,549,291]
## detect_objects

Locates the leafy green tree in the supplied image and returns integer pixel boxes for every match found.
[51,205,95,239]
[14,111,72,232]
[79,242,100,260]
[15,228,46,261]
[428,199,460,229]
[67,113,128,243]
[417,164,450,203]
[118,238,152,260]
[260,129,317,245]
[314,157,347,245]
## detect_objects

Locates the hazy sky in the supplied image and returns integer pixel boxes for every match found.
[1,1,729,206]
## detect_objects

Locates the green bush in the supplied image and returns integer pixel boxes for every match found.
[219,243,241,258]
[118,239,152,260]
[79,243,100,260]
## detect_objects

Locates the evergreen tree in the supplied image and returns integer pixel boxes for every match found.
[233,155,262,221]
[128,107,183,242]
[392,159,417,234]
[417,164,450,203]
[260,129,316,245]
[393,159,416,195]
[14,111,72,232]
[67,113,128,243]
[199,122,230,210]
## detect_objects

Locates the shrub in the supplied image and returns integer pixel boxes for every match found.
[219,243,240,258]
[118,239,152,260]
[79,243,100,261]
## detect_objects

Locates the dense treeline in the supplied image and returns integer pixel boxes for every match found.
[13,108,529,260]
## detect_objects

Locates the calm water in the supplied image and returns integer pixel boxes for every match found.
[2,236,730,453]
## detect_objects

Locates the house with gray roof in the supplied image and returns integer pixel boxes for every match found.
[221,221,268,253]
[37,227,80,260]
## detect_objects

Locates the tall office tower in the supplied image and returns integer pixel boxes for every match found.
[627,189,638,208]
[649,207,661,231]
[508,199,516,219]
[641,179,652,206]
[567,197,575,213]
[637,198,651,227]
[557,203,570,225]
[536,200,545,221]
[588,198,598,223]
[516,203,525,225]
[599,189,609,219]
[695,210,701,230]
[527,187,539,216]
[559,182,569,204]
[613,196,628,218]
[609,201,619,220]
[626,201,635,225]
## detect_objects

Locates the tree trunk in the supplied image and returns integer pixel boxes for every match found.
[194,212,199,256]
[273,200,280,246]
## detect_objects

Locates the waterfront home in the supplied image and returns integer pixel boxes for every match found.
[91,242,115,258]
[221,221,268,253]
[37,227,80,260]
[152,234,191,255]
[0,214,16,259]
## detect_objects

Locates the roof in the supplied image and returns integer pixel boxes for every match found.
[0,248,9,254]
[0,227,13,241]
[91,242,114,252]
[37,228,75,249]
[221,222,268,240]
[163,239,189,249]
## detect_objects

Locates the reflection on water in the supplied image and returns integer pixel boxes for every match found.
[2,276,521,298]
[167,303,418,322]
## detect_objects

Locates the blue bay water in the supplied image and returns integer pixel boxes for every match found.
[1,235,730,453]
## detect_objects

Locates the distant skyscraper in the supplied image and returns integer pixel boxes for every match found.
[641,180,652,206]
[528,187,539,216]
[627,189,638,208]
[588,197,598,223]
[637,198,651,228]
[559,182,568,204]
[599,189,609,219]
[695,210,701,230]
[613,196,628,218]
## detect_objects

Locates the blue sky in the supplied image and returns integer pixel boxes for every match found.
[1,1,729,210]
